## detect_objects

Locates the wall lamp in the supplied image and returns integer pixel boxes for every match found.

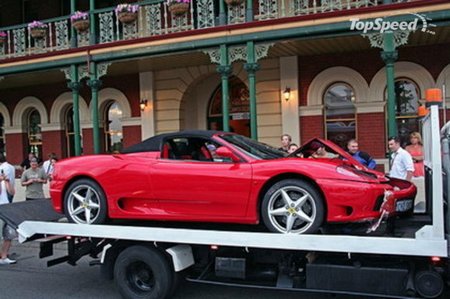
[283,87,291,101]
[140,99,148,111]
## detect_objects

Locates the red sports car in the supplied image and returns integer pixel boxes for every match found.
[50,131,416,234]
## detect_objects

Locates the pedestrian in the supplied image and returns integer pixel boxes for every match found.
[0,153,15,203]
[309,141,338,159]
[405,132,424,177]
[0,169,17,265]
[278,134,292,152]
[346,139,377,169]
[21,157,47,201]
[20,152,35,171]
[388,136,414,181]
[288,143,299,154]
[42,153,57,176]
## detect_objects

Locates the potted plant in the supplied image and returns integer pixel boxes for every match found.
[0,32,6,47]
[71,11,89,32]
[167,0,190,17]
[28,21,48,39]
[115,3,140,24]
[225,0,244,5]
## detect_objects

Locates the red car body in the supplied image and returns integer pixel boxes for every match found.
[50,131,416,233]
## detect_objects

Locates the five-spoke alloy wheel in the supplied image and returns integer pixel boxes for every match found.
[262,179,324,234]
[63,179,107,224]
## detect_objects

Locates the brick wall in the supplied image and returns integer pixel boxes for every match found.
[123,126,142,148]
[357,113,386,158]
[42,130,65,160]
[5,133,27,165]
[82,129,94,155]
[300,115,324,143]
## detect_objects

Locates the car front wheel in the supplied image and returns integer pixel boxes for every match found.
[63,178,107,224]
[261,179,324,234]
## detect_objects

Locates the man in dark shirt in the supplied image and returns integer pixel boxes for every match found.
[347,139,376,169]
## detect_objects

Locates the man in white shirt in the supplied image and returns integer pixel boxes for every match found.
[0,153,15,203]
[388,136,414,181]
[42,152,57,175]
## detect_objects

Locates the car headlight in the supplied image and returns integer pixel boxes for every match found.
[336,166,361,178]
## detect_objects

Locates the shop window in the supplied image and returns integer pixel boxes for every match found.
[64,106,76,157]
[27,109,42,157]
[324,83,356,149]
[207,77,250,137]
[104,102,123,153]
[393,79,421,147]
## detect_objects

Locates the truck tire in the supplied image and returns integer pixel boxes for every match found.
[114,245,174,299]
[262,179,324,234]
[414,270,444,298]
[63,179,107,224]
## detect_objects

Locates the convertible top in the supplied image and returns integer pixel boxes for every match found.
[121,130,223,153]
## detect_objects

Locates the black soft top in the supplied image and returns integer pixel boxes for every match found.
[121,130,223,153]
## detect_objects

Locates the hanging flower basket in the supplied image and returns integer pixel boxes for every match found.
[30,28,46,39]
[225,0,244,6]
[118,12,138,24]
[73,19,90,32]
[168,3,189,16]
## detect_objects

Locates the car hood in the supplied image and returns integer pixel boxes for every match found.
[294,138,388,182]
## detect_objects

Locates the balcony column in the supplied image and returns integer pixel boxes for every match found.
[246,0,254,22]
[70,0,77,48]
[381,31,398,138]
[217,45,231,132]
[67,65,82,156]
[89,0,96,45]
[244,41,259,140]
[219,0,226,25]
[87,62,102,154]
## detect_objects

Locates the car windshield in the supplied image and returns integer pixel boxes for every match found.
[221,134,286,160]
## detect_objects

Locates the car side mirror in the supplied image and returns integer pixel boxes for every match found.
[215,147,240,163]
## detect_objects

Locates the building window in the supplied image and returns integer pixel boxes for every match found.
[64,106,76,157]
[27,109,42,157]
[324,83,356,149]
[104,102,123,153]
[0,114,5,156]
[393,79,420,147]
[207,76,250,137]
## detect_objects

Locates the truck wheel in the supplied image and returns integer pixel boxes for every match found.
[414,270,444,298]
[63,179,107,224]
[114,245,174,299]
[262,179,324,234]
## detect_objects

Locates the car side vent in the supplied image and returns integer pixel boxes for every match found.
[373,195,385,211]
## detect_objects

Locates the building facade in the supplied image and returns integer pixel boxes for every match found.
[0,0,450,172]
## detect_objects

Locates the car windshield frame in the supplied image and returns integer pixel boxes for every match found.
[220,134,286,160]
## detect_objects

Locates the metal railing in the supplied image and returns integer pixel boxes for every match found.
[0,0,413,60]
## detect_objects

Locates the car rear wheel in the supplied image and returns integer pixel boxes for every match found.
[261,179,324,234]
[63,179,107,224]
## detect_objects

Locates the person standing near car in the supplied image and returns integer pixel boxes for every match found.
[346,139,376,169]
[0,167,17,265]
[21,157,47,200]
[0,153,15,203]
[388,136,414,181]
[278,134,292,152]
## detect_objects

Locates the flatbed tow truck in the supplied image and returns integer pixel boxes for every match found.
[0,104,449,299]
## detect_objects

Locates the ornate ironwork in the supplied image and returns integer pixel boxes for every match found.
[227,2,245,24]
[197,0,215,29]
[145,4,163,36]
[77,30,90,47]
[244,62,260,73]
[87,79,103,91]
[61,68,71,80]
[79,65,90,80]
[321,0,343,13]
[363,31,411,49]
[122,21,138,40]
[216,65,232,76]
[203,48,221,64]
[99,11,115,43]
[97,63,111,78]
[255,43,273,61]
[67,81,82,91]
[13,28,26,56]
[257,0,279,20]
[54,20,69,50]
[381,50,398,64]
[229,46,247,63]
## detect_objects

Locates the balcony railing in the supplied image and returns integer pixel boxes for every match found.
[0,0,414,61]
